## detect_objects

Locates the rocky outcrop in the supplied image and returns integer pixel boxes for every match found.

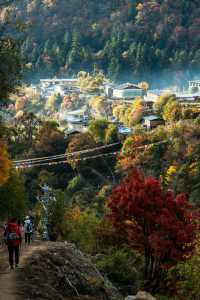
[17,242,123,300]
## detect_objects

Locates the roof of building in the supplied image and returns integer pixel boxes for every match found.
[40,78,77,83]
[118,125,132,134]
[115,83,141,90]
[65,116,86,124]
[189,80,200,83]
[65,106,87,116]
[143,115,163,121]
[176,93,200,99]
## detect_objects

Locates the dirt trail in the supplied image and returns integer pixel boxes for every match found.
[0,241,46,300]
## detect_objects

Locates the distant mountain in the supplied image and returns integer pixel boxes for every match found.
[6,0,200,84]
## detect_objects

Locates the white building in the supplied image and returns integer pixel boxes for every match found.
[60,107,89,133]
[40,78,80,98]
[112,83,145,99]
[175,93,200,102]
[40,78,78,89]
[189,80,200,91]
[104,84,115,98]
[59,106,88,123]
[54,85,66,96]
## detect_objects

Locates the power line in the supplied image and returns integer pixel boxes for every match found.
[15,152,119,169]
[14,140,168,170]
[13,140,167,165]
[13,142,120,165]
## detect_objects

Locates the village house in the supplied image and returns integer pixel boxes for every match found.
[143,101,154,111]
[105,83,145,100]
[175,93,200,102]
[104,84,115,98]
[189,80,200,91]
[40,78,79,98]
[59,107,89,133]
[40,78,78,89]
[112,83,145,99]
[143,115,165,130]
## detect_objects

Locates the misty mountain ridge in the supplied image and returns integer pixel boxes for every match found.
[5,0,200,85]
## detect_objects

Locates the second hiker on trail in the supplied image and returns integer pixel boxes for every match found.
[24,216,33,245]
[4,218,22,270]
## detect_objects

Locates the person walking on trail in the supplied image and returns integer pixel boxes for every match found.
[4,218,22,270]
[24,216,33,245]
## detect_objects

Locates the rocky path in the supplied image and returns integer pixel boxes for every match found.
[0,239,46,300]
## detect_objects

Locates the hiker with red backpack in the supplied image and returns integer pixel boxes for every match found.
[4,218,22,270]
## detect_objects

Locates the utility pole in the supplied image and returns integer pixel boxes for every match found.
[38,184,52,240]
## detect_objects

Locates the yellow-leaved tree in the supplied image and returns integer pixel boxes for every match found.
[45,94,56,112]
[89,96,109,118]
[138,81,149,91]
[112,98,144,127]
[77,71,106,93]
[0,140,11,186]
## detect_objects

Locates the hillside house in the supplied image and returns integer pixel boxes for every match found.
[59,107,89,133]
[40,78,78,89]
[105,84,115,98]
[40,78,79,98]
[189,80,200,91]
[60,118,88,133]
[175,93,200,102]
[143,100,154,109]
[113,83,145,99]
[143,115,164,130]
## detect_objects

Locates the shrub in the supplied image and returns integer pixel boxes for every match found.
[62,208,99,253]
[95,247,142,286]
[169,241,200,300]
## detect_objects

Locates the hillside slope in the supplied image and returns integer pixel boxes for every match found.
[5,0,200,83]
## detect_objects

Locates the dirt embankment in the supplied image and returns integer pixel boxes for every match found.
[17,242,123,300]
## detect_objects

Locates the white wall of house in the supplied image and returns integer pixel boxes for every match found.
[112,88,144,99]
[54,85,65,96]
[189,81,200,90]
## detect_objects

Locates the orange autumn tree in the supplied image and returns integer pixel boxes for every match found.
[108,170,197,290]
[0,140,11,186]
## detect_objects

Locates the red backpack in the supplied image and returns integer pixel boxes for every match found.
[5,223,21,246]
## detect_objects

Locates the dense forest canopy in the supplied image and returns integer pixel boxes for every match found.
[3,0,200,85]
[0,0,21,105]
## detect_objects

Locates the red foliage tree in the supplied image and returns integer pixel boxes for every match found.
[108,170,197,289]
